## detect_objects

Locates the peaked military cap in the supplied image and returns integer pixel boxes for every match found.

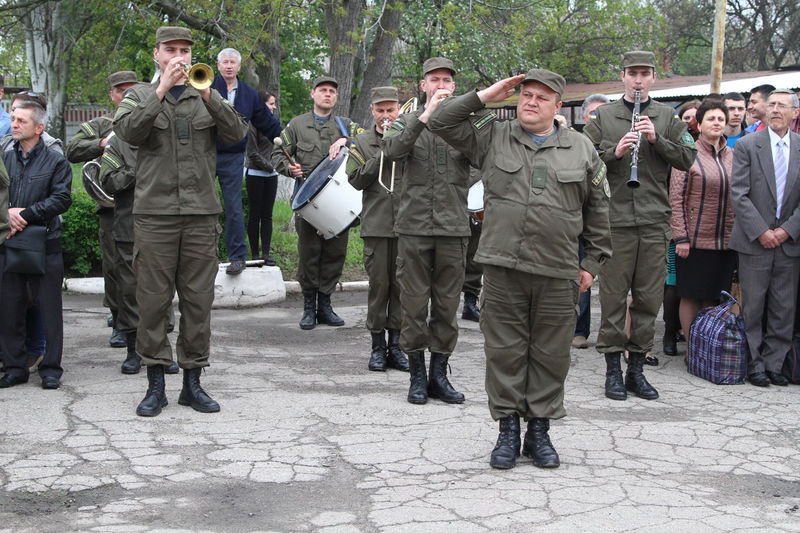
[370,86,399,104]
[108,71,138,88]
[156,26,194,46]
[623,51,656,69]
[313,76,338,89]
[423,57,456,77]
[521,69,566,96]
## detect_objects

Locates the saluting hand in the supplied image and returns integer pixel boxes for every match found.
[477,74,526,104]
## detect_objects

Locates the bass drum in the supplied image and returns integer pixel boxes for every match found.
[467,180,484,223]
[291,147,362,239]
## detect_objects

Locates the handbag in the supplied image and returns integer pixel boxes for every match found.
[3,225,47,275]
[687,291,749,385]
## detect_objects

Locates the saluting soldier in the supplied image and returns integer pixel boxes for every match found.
[113,26,249,417]
[66,71,138,350]
[430,69,612,470]
[382,57,480,405]
[271,76,359,330]
[583,51,696,401]
[345,86,409,373]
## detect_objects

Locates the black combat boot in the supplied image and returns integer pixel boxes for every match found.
[136,365,167,417]
[368,331,388,371]
[178,368,221,413]
[490,414,521,469]
[427,352,465,403]
[522,418,560,468]
[462,292,480,322]
[109,327,127,348]
[407,352,428,404]
[604,352,627,400]
[165,361,180,374]
[121,332,141,374]
[300,290,317,330]
[317,292,345,326]
[625,352,659,399]
[386,329,409,371]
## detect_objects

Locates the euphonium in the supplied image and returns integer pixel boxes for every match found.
[378,97,418,193]
[182,63,214,90]
[627,90,642,189]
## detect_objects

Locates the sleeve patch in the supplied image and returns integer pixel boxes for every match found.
[101,152,122,169]
[119,97,138,109]
[280,129,292,147]
[680,131,696,148]
[591,164,607,187]
[350,146,366,166]
[473,113,497,130]
[80,122,96,137]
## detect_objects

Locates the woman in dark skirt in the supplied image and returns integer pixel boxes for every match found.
[670,98,736,336]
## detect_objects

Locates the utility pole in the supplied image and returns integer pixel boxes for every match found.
[710,0,727,93]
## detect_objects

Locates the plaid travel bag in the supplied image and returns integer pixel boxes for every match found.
[687,291,748,385]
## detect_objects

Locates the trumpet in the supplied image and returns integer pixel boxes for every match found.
[378,97,418,193]
[181,63,214,90]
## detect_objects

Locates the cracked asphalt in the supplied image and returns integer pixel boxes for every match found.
[1,289,799,532]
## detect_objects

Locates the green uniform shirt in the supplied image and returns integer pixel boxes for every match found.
[346,127,401,238]
[112,83,248,216]
[271,112,358,177]
[66,114,114,163]
[583,97,697,228]
[0,157,9,242]
[429,91,612,279]
[382,107,476,237]
[98,137,137,243]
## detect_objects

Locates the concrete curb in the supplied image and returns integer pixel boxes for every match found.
[65,267,369,305]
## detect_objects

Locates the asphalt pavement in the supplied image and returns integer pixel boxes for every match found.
[1,289,799,532]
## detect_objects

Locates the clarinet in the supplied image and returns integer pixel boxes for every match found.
[627,90,642,189]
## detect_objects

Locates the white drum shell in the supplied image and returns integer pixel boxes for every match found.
[467,180,484,213]
[294,154,363,239]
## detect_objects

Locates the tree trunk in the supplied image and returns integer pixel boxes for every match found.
[252,1,283,120]
[350,0,406,127]
[323,0,365,119]
[22,1,71,141]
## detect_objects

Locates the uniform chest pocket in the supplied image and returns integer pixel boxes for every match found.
[153,113,170,130]
[486,157,522,198]
[556,168,586,211]
[296,141,319,160]
[192,114,215,130]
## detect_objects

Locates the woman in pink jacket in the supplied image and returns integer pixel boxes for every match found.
[670,99,736,337]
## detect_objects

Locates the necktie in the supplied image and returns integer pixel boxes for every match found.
[775,140,788,218]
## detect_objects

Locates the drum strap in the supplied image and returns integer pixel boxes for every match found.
[334,116,349,139]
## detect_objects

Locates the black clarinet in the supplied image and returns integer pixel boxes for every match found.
[627,90,641,189]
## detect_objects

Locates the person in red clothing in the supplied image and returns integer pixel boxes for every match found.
[669,99,736,336]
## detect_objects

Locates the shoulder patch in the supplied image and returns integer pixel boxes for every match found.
[680,131,696,148]
[473,112,497,130]
[349,145,366,166]
[280,129,293,147]
[603,178,611,198]
[101,151,122,170]
[591,164,607,188]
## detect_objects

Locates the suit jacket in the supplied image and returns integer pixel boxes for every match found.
[729,128,800,256]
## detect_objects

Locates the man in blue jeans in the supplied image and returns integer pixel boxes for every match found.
[211,48,282,275]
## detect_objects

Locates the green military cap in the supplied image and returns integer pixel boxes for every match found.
[313,76,338,89]
[622,50,656,69]
[370,86,399,104]
[521,68,566,96]
[107,71,138,88]
[423,57,456,77]
[155,26,194,46]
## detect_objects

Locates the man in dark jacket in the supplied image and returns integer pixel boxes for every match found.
[211,48,282,275]
[0,100,72,389]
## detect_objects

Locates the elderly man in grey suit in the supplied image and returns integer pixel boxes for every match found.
[730,89,800,387]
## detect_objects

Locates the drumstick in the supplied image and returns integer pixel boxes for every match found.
[273,137,298,167]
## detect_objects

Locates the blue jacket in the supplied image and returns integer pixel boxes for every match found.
[211,75,282,154]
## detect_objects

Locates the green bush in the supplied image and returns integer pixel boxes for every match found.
[62,189,102,276]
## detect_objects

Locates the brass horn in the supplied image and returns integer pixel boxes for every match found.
[183,63,214,90]
[378,97,418,193]
[81,159,114,208]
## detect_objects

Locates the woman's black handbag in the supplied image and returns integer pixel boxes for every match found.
[3,225,47,275]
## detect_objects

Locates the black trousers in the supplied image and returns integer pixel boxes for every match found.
[0,252,64,379]
[245,173,278,259]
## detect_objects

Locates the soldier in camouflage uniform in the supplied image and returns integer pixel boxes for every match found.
[271,76,359,330]
[113,26,248,417]
[345,86,409,373]
[583,51,696,402]
[430,69,611,470]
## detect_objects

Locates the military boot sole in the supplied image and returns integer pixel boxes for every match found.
[136,396,167,417]
[121,362,141,375]
[625,382,659,400]
[490,454,518,469]
[605,388,627,401]
[427,389,465,404]
[521,447,560,468]
[317,318,344,327]
[407,391,428,404]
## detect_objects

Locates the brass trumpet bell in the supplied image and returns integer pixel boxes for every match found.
[184,63,214,90]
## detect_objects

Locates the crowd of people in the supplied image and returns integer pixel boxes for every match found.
[0,29,798,471]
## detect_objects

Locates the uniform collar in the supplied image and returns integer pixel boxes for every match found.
[513,121,572,149]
